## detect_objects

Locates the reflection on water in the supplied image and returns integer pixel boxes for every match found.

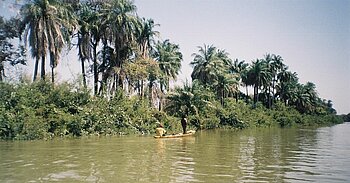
[1,123,350,182]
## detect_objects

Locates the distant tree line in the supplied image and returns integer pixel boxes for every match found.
[0,0,343,140]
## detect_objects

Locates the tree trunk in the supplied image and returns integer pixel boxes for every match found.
[98,75,106,96]
[81,58,87,88]
[272,79,275,108]
[235,89,239,103]
[267,86,272,109]
[33,57,39,81]
[245,85,249,102]
[51,66,54,84]
[78,34,87,88]
[0,62,3,82]
[159,83,165,111]
[167,78,170,92]
[41,55,46,80]
[158,96,162,111]
[256,86,260,104]
[112,74,117,96]
[149,81,153,107]
[141,80,144,99]
[253,84,259,107]
[49,51,55,84]
[222,89,225,107]
[137,80,141,96]
[253,85,256,104]
[93,43,98,95]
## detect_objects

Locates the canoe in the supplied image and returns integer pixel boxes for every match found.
[154,131,196,138]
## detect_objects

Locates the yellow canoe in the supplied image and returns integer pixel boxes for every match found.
[154,131,196,138]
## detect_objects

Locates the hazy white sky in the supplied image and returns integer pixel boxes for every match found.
[1,0,349,114]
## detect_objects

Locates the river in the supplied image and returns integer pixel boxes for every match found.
[1,122,350,182]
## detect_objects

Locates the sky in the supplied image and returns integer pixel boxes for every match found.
[0,0,349,114]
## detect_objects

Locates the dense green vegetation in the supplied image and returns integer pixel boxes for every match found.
[0,0,343,140]
[0,80,342,140]
[0,80,175,140]
[340,113,350,122]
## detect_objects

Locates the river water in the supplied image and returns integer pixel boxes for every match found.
[1,123,350,182]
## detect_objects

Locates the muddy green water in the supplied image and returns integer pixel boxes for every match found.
[1,123,350,182]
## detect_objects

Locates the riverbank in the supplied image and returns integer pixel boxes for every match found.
[0,81,343,140]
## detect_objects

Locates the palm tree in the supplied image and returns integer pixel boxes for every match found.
[190,44,219,86]
[191,44,237,105]
[153,39,183,110]
[20,1,45,81]
[20,0,75,83]
[304,82,317,101]
[165,83,198,118]
[290,83,314,113]
[76,3,94,88]
[153,39,183,92]
[247,59,272,106]
[216,49,232,67]
[134,18,159,104]
[215,72,238,106]
[303,81,318,112]
[231,59,248,102]
[165,81,217,130]
[86,1,104,95]
[270,54,284,107]
[135,18,159,59]
[165,81,214,118]
[103,0,138,90]
[210,55,237,106]
[146,59,160,107]
[262,54,273,108]
[276,67,298,105]
[93,0,138,96]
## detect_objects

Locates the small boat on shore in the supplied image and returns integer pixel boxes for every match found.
[154,130,196,138]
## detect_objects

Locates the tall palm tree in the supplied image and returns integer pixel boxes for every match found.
[191,44,236,105]
[276,67,298,105]
[135,18,159,59]
[247,59,272,106]
[85,1,104,95]
[165,81,214,118]
[290,83,313,113]
[303,81,318,112]
[211,53,237,106]
[20,0,75,83]
[190,44,219,86]
[304,82,317,100]
[231,59,248,102]
[270,54,284,107]
[262,54,273,108]
[165,81,217,130]
[103,0,138,90]
[165,83,198,118]
[216,49,232,67]
[93,0,138,96]
[153,39,183,92]
[215,72,238,106]
[134,18,159,104]
[146,58,160,107]
[153,39,183,110]
[76,3,94,88]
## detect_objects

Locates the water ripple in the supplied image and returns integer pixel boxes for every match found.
[1,124,350,182]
